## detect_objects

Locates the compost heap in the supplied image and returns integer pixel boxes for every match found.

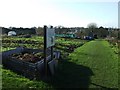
[11,52,44,63]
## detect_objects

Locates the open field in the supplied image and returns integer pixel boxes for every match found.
[1,36,119,89]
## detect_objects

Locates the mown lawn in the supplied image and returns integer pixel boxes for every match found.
[69,40,118,88]
[2,39,118,89]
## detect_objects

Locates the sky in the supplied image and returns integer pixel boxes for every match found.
[118,1,120,28]
[0,0,119,28]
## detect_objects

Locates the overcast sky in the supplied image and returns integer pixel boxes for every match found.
[0,0,119,28]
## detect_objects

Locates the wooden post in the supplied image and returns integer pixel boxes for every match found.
[51,46,53,60]
[44,25,47,77]
[50,26,54,61]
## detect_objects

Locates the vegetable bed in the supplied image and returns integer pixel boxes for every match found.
[2,47,60,80]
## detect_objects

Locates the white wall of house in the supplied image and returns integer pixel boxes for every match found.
[8,31,17,36]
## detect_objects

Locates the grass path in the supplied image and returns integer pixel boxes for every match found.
[69,40,118,88]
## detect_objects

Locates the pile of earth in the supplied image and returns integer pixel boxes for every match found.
[11,52,44,63]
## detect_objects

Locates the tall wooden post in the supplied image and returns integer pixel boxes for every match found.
[50,26,54,61]
[44,25,55,77]
[44,25,47,77]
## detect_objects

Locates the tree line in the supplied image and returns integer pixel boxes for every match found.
[1,23,120,39]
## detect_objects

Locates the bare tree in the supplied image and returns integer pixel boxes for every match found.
[87,23,98,38]
[87,23,98,29]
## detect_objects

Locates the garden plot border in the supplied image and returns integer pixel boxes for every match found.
[2,47,60,80]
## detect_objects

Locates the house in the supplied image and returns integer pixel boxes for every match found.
[0,27,2,34]
[8,31,17,36]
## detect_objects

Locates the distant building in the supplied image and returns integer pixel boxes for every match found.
[0,27,2,34]
[8,31,17,36]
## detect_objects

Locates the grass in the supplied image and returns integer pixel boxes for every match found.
[69,40,118,88]
[2,69,52,89]
[1,38,118,89]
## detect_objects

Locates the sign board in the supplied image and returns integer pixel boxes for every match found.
[46,28,55,48]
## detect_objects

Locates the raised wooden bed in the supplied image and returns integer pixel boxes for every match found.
[2,47,60,80]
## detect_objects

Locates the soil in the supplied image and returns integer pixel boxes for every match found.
[11,52,44,63]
